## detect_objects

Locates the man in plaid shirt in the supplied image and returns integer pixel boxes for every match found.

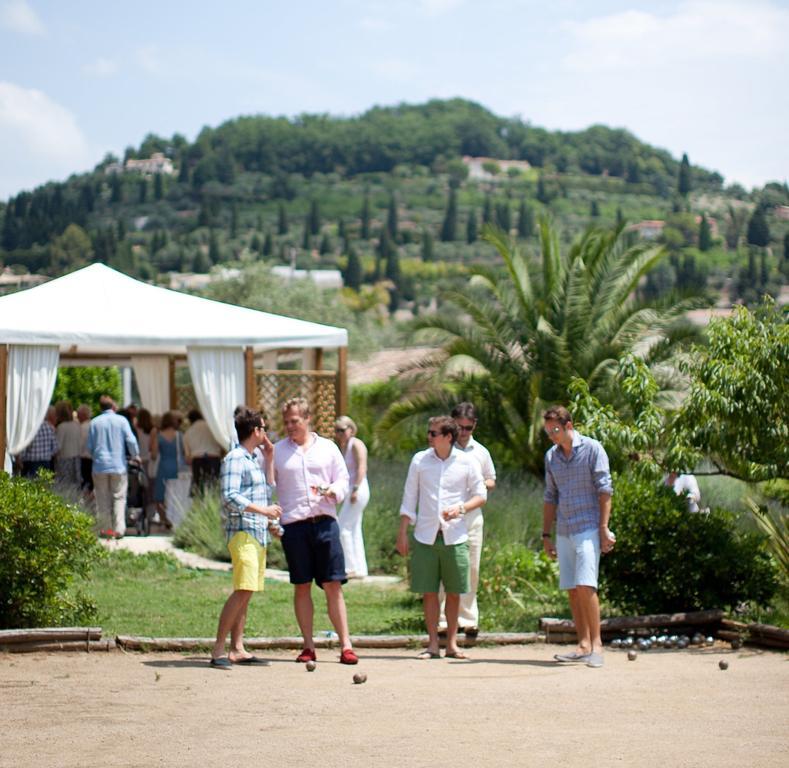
[210,407,281,669]
[20,407,58,477]
[542,405,615,669]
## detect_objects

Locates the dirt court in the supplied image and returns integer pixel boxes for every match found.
[1,643,787,768]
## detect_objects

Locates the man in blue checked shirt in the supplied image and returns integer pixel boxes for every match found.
[210,407,281,670]
[542,405,615,670]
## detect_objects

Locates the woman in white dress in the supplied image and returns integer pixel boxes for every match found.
[334,416,369,578]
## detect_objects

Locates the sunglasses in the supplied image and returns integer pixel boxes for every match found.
[457,425,475,432]
[334,427,348,433]
[427,430,442,438]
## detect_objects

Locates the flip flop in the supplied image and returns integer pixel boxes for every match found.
[231,656,271,666]
[445,650,470,660]
[209,657,232,670]
[417,650,441,660]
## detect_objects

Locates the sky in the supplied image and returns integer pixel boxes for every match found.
[1,0,787,201]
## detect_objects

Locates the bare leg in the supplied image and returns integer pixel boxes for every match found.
[212,590,253,659]
[229,590,254,659]
[575,585,602,653]
[422,592,441,655]
[323,581,352,650]
[444,593,462,655]
[294,583,315,650]
[567,588,592,654]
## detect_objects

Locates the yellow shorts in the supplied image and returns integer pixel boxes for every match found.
[227,531,267,592]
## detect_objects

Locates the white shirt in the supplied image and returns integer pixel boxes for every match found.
[671,474,701,513]
[274,434,349,525]
[458,436,496,481]
[184,420,224,458]
[400,447,487,546]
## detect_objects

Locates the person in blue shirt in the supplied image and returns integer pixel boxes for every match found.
[542,405,614,669]
[87,395,139,538]
[210,407,282,669]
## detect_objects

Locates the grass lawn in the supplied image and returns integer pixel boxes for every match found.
[89,550,424,638]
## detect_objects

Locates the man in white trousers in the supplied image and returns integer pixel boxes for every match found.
[438,402,496,636]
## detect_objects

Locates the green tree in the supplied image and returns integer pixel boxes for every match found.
[482,195,493,225]
[536,175,549,204]
[590,200,600,218]
[302,222,311,251]
[421,228,434,262]
[387,193,398,241]
[495,201,511,232]
[278,203,288,235]
[319,233,331,255]
[440,187,457,242]
[382,221,703,472]
[209,229,221,265]
[230,203,239,239]
[517,200,535,237]
[747,206,770,247]
[309,199,321,235]
[154,172,164,200]
[193,246,211,273]
[361,192,371,240]
[262,231,273,257]
[52,367,122,413]
[678,152,692,196]
[698,213,712,251]
[49,224,93,274]
[676,297,789,481]
[138,178,148,204]
[344,244,362,290]
[466,208,478,244]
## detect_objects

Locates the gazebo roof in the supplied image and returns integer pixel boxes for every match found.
[0,264,348,355]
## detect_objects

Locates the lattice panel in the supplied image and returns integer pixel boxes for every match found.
[255,370,338,439]
[175,384,199,416]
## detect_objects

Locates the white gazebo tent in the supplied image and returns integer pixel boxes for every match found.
[0,263,349,471]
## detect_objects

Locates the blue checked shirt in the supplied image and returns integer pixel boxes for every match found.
[220,445,271,546]
[544,432,613,536]
[21,421,58,462]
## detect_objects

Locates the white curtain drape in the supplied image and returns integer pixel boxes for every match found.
[5,345,59,473]
[187,347,244,451]
[131,356,170,416]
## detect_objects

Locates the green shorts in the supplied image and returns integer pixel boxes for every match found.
[410,534,470,594]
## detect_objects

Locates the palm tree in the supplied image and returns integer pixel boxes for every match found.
[380,219,705,473]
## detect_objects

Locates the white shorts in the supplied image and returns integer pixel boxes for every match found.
[556,529,600,590]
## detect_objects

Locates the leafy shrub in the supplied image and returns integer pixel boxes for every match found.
[601,473,778,614]
[0,473,105,628]
[478,544,566,631]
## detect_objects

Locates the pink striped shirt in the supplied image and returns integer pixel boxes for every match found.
[273,434,349,525]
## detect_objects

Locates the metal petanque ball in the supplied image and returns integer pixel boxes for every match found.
[627,649,637,661]
[306,660,317,672]
[677,638,689,649]
[610,638,622,649]
[719,659,729,670]
[730,637,743,650]
[623,637,634,648]
[692,633,704,645]
[353,672,367,684]
[705,636,715,647]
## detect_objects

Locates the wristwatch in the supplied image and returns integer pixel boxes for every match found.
[541,532,552,538]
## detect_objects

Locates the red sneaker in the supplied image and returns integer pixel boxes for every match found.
[296,648,316,663]
[339,648,359,665]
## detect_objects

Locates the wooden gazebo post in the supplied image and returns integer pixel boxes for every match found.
[168,356,176,411]
[0,345,7,470]
[244,346,256,408]
[337,346,348,416]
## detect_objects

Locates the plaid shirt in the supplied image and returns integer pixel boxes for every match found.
[220,445,271,546]
[544,432,613,536]
[21,421,58,462]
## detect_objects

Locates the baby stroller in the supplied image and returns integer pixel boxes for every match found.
[126,458,150,536]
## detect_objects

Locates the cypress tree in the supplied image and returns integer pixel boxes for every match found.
[590,200,600,218]
[338,218,346,244]
[421,229,434,262]
[518,200,535,236]
[230,203,239,239]
[154,173,164,200]
[117,218,126,242]
[616,207,625,227]
[278,203,288,235]
[678,153,692,197]
[387,193,398,241]
[496,201,511,232]
[138,178,148,204]
[250,233,262,253]
[440,188,457,242]
[466,208,478,244]
[536,175,549,204]
[178,158,189,184]
[344,245,362,290]
[759,250,769,286]
[482,195,493,225]
[746,206,770,247]
[385,244,401,285]
[698,213,712,251]
[302,220,311,251]
[193,246,211,273]
[309,199,321,235]
[209,229,220,265]
[361,192,371,240]
[110,174,123,204]
[262,231,273,257]
[319,233,331,255]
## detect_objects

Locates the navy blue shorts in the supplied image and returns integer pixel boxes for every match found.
[281,516,347,588]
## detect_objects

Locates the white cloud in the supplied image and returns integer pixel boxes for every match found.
[0,0,44,36]
[83,57,118,78]
[0,81,93,198]
[136,45,162,75]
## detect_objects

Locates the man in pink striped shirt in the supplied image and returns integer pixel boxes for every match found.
[273,398,358,665]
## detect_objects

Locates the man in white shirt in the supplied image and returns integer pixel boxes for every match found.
[397,416,487,659]
[273,398,358,665]
[665,472,701,513]
[438,402,496,636]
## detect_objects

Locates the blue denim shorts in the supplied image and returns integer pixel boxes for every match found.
[556,528,601,589]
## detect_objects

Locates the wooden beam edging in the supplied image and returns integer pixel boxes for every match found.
[541,609,724,634]
[115,632,545,652]
[0,639,115,653]
[0,627,102,643]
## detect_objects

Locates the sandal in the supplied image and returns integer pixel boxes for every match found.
[445,650,470,660]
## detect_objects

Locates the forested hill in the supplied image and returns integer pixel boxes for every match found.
[1,97,786,308]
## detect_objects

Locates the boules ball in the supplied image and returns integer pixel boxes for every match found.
[719,659,729,670]
[353,672,367,684]
[610,638,622,649]
[677,638,689,649]
[705,636,715,647]
[627,649,637,661]
[306,660,317,672]
[692,633,704,645]
[730,637,743,650]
